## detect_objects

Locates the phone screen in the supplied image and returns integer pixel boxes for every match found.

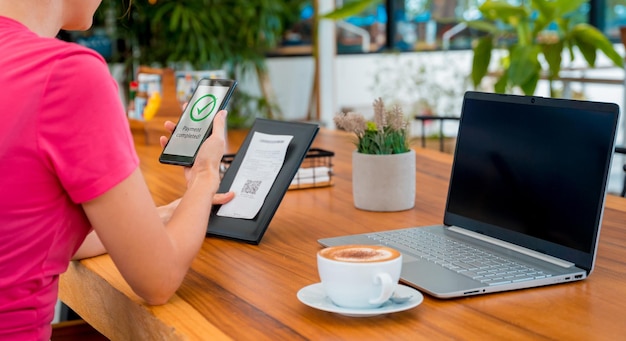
[160,79,236,166]
[163,83,230,157]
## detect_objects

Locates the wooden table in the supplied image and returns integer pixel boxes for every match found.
[59,128,626,340]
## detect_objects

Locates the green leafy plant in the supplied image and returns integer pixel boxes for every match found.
[100,0,305,128]
[334,98,410,155]
[468,0,623,96]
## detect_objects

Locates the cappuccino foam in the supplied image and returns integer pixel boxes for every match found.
[320,245,400,263]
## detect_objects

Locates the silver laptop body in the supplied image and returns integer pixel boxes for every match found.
[320,91,620,298]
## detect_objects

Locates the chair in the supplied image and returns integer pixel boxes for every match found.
[51,302,107,341]
[51,320,107,341]
[413,115,460,153]
[616,146,626,197]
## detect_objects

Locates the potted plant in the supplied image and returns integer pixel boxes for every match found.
[99,0,305,128]
[334,98,415,211]
[468,0,623,96]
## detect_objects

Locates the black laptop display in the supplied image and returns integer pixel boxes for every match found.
[445,92,619,270]
[320,91,620,298]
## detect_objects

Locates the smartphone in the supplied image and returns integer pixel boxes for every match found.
[159,78,237,166]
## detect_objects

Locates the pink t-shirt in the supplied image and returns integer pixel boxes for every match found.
[0,16,139,340]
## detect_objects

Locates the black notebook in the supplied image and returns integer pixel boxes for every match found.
[207,119,319,244]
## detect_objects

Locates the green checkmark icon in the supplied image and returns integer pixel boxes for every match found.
[197,103,211,116]
[190,94,217,122]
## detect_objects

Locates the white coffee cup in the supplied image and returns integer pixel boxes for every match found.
[317,244,403,309]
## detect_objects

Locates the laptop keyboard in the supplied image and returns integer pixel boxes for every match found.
[369,229,554,286]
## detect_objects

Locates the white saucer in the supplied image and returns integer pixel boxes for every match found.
[297,283,423,317]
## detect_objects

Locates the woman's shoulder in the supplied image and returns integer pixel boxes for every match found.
[1,16,105,64]
[4,35,107,78]
[44,37,107,67]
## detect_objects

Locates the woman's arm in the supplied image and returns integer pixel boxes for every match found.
[72,230,105,260]
[74,194,233,260]
[81,111,231,305]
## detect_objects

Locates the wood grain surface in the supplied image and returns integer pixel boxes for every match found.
[60,128,626,340]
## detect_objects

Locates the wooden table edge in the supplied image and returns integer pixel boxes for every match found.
[59,258,233,340]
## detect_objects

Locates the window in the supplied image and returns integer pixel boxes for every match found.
[597,0,626,42]
[390,0,480,51]
[275,0,622,56]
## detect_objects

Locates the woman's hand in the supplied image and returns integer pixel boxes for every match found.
[159,114,235,212]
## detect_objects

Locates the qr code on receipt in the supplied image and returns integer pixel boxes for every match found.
[242,180,262,195]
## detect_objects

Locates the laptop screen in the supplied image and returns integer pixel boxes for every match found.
[444,92,619,270]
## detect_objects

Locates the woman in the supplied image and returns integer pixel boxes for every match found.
[0,1,233,339]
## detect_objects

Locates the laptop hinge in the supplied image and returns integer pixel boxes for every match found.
[448,226,575,268]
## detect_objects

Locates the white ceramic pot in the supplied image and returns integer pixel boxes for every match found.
[352,149,416,212]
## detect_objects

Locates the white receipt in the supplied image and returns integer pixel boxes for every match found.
[217,132,294,219]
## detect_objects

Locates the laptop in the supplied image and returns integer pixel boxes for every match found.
[319,91,620,298]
